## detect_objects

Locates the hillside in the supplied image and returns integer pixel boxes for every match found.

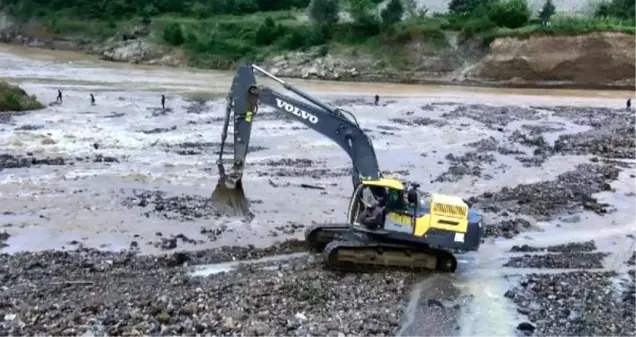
[0,0,634,89]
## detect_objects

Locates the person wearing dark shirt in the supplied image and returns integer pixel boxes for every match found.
[374,94,380,106]
[161,94,166,109]
[56,90,62,103]
[627,98,631,110]
[357,197,386,230]
[90,94,95,105]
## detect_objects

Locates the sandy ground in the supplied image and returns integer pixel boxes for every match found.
[0,44,634,336]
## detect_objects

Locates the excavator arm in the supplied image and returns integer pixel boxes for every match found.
[211,62,382,217]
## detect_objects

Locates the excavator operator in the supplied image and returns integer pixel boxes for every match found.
[357,196,386,230]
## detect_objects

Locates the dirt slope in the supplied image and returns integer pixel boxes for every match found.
[467,32,635,89]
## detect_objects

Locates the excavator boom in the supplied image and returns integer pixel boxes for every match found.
[211,62,382,217]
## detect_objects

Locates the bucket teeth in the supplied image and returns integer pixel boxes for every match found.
[210,179,252,218]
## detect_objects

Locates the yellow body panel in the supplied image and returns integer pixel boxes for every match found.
[361,178,405,191]
[245,110,253,123]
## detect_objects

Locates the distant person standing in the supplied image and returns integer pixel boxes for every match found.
[161,94,166,110]
[627,98,631,111]
[90,93,95,105]
[374,94,379,106]
[56,89,63,103]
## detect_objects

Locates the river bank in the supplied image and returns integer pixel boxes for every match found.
[0,12,634,91]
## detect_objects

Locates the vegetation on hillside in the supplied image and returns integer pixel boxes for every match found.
[0,81,44,112]
[0,0,634,69]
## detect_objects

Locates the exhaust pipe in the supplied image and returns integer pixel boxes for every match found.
[210,176,253,219]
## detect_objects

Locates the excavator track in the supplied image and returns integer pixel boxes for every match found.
[322,239,458,273]
[304,223,351,251]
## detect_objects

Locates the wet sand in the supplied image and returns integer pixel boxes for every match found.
[0,45,634,336]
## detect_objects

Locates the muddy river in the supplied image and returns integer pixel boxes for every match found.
[0,44,634,336]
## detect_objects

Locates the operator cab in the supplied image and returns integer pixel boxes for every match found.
[358,183,430,217]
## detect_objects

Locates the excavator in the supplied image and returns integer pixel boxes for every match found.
[210,62,482,273]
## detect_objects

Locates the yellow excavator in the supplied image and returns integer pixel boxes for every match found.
[211,62,483,273]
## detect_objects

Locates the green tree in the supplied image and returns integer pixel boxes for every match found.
[595,0,635,20]
[487,0,530,29]
[448,0,491,15]
[381,0,404,26]
[345,0,380,37]
[308,0,341,27]
[538,0,555,25]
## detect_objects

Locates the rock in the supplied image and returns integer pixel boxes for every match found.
[0,14,19,41]
[470,163,620,219]
[517,322,535,332]
[510,241,596,253]
[507,271,634,336]
[0,243,423,335]
[503,252,610,269]
[100,39,181,66]
[434,151,497,183]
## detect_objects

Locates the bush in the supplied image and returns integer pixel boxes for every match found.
[487,0,530,29]
[254,17,288,45]
[595,0,635,20]
[163,23,185,46]
[0,82,44,112]
[277,25,327,49]
[461,17,497,37]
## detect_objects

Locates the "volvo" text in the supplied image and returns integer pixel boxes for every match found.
[275,98,319,124]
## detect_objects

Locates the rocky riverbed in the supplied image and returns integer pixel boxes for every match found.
[0,48,634,336]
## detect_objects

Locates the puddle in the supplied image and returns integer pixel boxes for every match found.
[188,252,307,277]
[455,276,518,337]
[454,248,518,337]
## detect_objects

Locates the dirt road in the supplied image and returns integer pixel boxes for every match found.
[0,44,634,336]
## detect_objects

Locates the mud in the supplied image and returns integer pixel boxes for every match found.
[121,189,262,221]
[503,252,610,269]
[255,167,350,179]
[139,125,177,134]
[389,117,448,128]
[0,153,119,170]
[14,124,44,131]
[441,104,540,129]
[505,271,635,336]
[0,231,9,248]
[466,137,524,155]
[469,163,619,220]
[163,142,268,156]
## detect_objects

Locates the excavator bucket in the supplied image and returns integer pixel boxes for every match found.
[210,178,252,218]
[208,62,259,219]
